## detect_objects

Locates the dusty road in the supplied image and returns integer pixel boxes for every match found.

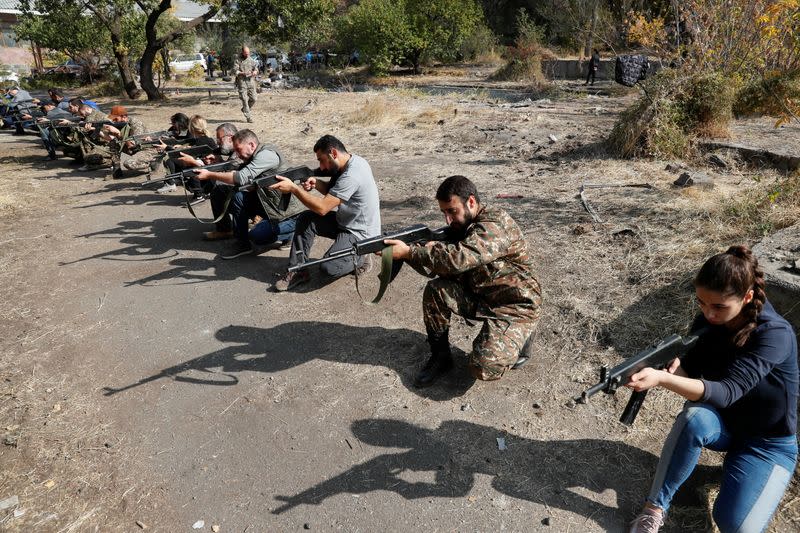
[0,81,797,532]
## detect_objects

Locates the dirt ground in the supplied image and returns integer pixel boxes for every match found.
[1,73,798,532]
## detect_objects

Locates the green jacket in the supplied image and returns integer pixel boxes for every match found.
[408,205,542,320]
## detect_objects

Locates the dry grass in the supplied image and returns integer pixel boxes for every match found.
[345,97,407,126]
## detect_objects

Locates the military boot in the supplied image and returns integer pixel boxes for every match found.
[414,329,454,388]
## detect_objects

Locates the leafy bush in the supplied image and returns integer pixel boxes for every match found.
[459,24,500,63]
[491,9,554,84]
[186,63,206,80]
[734,71,800,123]
[607,69,737,159]
[341,0,482,76]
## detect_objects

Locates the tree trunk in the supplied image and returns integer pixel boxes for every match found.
[583,0,599,58]
[140,46,164,100]
[110,42,141,99]
[160,48,171,81]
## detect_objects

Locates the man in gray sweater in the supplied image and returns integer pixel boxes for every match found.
[193,129,307,259]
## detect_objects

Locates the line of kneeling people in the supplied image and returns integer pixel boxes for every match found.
[5,87,799,533]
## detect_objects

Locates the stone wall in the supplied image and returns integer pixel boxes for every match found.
[541,58,662,81]
[753,224,800,337]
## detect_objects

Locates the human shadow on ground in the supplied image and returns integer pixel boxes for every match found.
[61,217,291,285]
[271,417,718,531]
[101,322,476,401]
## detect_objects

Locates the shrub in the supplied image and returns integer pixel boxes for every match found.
[719,173,800,238]
[734,71,800,121]
[491,9,555,84]
[460,24,500,64]
[186,63,206,80]
[607,69,736,159]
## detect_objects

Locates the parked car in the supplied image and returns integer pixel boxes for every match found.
[0,70,19,83]
[169,53,207,73]
[44,59,84,77]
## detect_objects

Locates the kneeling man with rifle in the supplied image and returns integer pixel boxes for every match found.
[384,176,542,387]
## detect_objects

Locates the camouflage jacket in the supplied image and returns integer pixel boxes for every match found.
[127,117,146,137]
[84,109,107,124]
[233,56,258,85]
[408,206,542,319]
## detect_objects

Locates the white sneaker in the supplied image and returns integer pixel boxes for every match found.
[629,508,664,533]
[156,183,176,194]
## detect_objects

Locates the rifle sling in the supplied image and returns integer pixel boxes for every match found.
[181,182,235,224]
[354,245,436,305]
[354,244,394,305]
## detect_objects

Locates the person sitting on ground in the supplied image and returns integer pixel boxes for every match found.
[384,175,542,387]
[192,129,306,259]
[34,102,76,159]
[270,134,381,291]
[174,122,240,239]
[150,112,193,191]
[47,88,70,111]
[627,245,798,533]
[159,114,217,199]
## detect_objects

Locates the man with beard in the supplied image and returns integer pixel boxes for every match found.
[384,175,542,387]
[192,128,306,259]
[270,134,381,291]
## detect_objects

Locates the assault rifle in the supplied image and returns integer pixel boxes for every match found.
[141,160,237,187]
[238,165,315,191]
[166,144,214,160]
[237,166,315,210]
[288,224,453,303]
[572,328,707,425]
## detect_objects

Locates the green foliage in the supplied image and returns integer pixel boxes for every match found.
[459,23,500,63]
[491,8,553,83]
[16,0,109,71]
[342,0,411,76]
[224,0,335,49]
[342,0,483,75]
[186,63,207,80]
[607,69,736,159]
[734,71,800,119]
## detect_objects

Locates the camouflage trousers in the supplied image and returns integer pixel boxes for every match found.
[115,146,160,174]
[237,79,257,119]
[423,278,538,381]
[82,141,112,170]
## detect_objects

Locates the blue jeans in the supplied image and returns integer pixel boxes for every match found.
[648,402,797,533]
[249,216,297,245]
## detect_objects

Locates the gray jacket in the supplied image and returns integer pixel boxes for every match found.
[233,143,308,223]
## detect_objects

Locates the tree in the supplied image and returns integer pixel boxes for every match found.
[15,0,109,81]
[223,0,336,51]
[136,0,228,100]
[343,0,483,75]
[83,0,142,99]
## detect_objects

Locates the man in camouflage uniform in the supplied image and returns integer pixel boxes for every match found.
[52,102,108,166]
[385,175,542,387]
[233,46,258,123]
[101,106,156,179]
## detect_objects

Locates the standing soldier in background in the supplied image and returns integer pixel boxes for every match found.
[233,46,258,123]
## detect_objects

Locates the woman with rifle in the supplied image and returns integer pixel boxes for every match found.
[627,245,798,533]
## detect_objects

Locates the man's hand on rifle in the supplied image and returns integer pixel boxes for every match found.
[177,152,202,168]
[193,168,212,181]
[382,239,412,260]
[269,175,297,194]
[301,177,317,191]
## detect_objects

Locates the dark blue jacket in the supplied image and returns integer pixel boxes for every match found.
[681,300,798,438]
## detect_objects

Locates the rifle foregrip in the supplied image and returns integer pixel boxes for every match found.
[620,389,648,426]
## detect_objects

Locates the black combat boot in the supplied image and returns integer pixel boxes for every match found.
[414,329,454,388]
